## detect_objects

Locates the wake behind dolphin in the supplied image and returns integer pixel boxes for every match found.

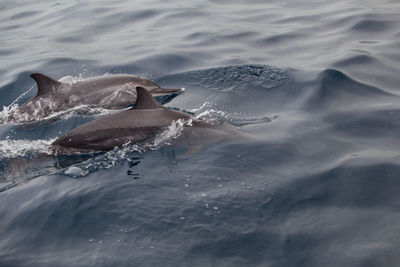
[3,73,183,123]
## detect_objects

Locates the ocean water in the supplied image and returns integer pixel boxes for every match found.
[1,0,400,266]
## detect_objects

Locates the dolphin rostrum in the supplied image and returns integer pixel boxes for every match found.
[5,73,183,123]
[52,87,239,154]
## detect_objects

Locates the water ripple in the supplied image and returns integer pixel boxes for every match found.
[1,0,400,266]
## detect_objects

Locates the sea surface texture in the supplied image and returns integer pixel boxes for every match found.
[1,0,400,266]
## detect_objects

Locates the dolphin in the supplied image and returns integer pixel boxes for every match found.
[5,73,183,123]
[52,87,240,154]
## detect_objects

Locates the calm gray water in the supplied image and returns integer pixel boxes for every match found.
[1,0,400,266]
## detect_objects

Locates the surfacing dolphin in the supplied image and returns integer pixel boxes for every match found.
[5,73,183,123]
[52,87,240,154]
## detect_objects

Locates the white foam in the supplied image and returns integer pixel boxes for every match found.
[0,104,19,123]
[0,138,55,158]
[152,119,193,148]
[189,102,229,120]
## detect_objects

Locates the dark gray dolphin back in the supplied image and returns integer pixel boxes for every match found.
[133,87,162,109]
[30,73,62,97]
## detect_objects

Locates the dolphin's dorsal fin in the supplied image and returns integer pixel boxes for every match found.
[30,73,62,97]
[133,87,162,109]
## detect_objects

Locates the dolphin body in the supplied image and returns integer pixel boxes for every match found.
[6,73,183,123]
[52,87,239,154]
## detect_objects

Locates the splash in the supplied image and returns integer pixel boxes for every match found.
[0,138,58,188]
[0,102,120,124]
[190,102,229,120]
[152,118,193,148]
[0,104,20,123]
[0,138,56,158]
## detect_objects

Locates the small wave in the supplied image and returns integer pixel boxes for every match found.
[255,32,308,46]
[305,68,394,111]
[333,54,377,67]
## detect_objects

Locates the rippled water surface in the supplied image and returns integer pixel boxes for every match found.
[1,0,400,266]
